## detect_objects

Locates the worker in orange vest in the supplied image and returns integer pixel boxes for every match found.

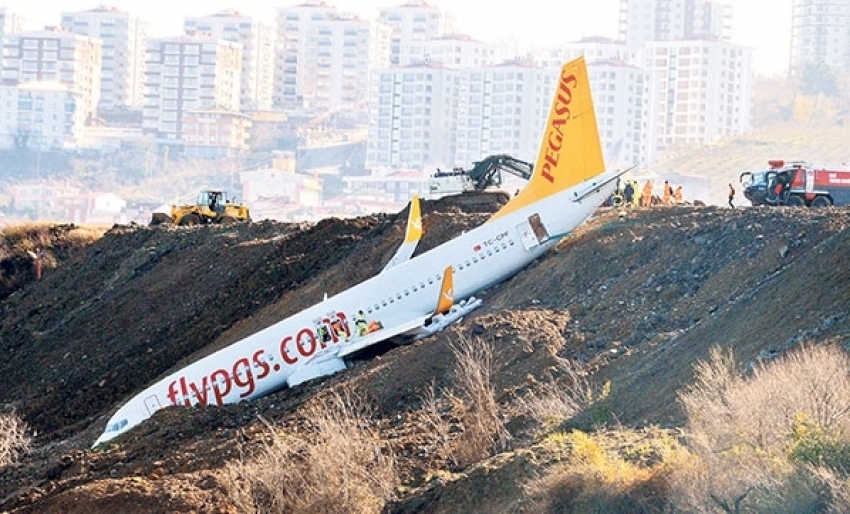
[641,180,653,207]
[662,180,672,205]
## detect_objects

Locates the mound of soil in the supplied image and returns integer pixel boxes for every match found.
[1,198,848,513]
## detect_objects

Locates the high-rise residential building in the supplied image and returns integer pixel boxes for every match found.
[184,10,276,111]
[453,62,554,167]
[366,61,556,172]
[142,35,242,146]
[0,82,86,149]
[643,39,752,150]
[0,8,26,36]
[366,62,456,171]
[790,0,850,73]
[549,39,653,166]
[405,34,495,68]
[60,6,149,110]
[618,0,732,47]
[378,1,457,66]
[274,2,391,113]
[1,28,102,123]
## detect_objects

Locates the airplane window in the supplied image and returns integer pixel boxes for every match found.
[487,250,493,256]
[404,290,410,296]
[428,278,433,285]
[420,282,425,288]
[509,240,515,246]
[412,285,418,291]
[382,301,387,307]
[458,264,464,270]
[501,242,507,249]
[389,297,395,303]
[396,293,402,300]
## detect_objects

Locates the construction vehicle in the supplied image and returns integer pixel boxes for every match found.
[150,190,251,226]
[428,154,533,204]
[741,160,850,207]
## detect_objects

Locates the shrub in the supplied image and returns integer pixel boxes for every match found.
[670,343,850,513]
[788,413,850,472]
[518,354,613,435]
[527,429,676,514]
[0,410,32,467]
[444,334,510,468]
[224,389,397,514]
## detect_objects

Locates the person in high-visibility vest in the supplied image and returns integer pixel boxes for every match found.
[662,180,672,205]
[641,180,653,207]
[354,310,368,336]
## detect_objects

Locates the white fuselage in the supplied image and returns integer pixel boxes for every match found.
[94,171,618,446]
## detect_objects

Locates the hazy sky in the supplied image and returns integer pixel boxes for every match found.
[5,0,792,76]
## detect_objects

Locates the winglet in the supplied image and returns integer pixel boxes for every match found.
[434,265,454,316]
[489,56,604,222]
[382,195,423,273]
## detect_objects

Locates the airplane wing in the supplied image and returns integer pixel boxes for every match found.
[381,195,422,273]
[288,265,455,387]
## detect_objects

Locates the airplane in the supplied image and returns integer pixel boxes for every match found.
[93,56,626,447]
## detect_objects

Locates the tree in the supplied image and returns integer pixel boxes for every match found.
[799,61,839,97]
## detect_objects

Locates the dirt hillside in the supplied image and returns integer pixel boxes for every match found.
[0,197,848,513]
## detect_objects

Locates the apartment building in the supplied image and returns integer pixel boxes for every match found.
[453,62,554,167]
[0,82,86,149]
[142,35,242,147]
[378,1,457,66]
[366,60,556,172]
[182,104,252,158]
[551,39,653,166]
[405,34,495,68]
[644,39,752,150]
[0,8,26,36]
[618,0,732,47]
[184,10,276,111]
[274,3,391,113]
[60,6,149,110]
[790,0,850,73]
[1,27,102,123]
[366,62,456,170]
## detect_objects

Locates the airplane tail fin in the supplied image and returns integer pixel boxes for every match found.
[489,57,604,221]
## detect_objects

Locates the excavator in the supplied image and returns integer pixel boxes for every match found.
[150,190,251,226]
[427,154,533,205]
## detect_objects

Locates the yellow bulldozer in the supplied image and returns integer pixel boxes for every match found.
[150,190,251,226]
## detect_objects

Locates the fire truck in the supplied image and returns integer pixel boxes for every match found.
[740,160,850,207]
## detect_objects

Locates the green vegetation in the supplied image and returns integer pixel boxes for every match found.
[220,341,850,513]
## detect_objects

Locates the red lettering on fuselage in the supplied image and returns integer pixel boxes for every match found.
[166,311,352,408]
[541,72,578,184]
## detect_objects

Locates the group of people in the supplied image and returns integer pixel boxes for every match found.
[611,179,684,207]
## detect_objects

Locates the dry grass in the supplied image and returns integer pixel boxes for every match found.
[670,343,850,513]
[413,334,513,470]
[445,334,511,468]
[527,429,677,514]
[0,410,32,467]
[518,354,611,432]
[224,389,397,514]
